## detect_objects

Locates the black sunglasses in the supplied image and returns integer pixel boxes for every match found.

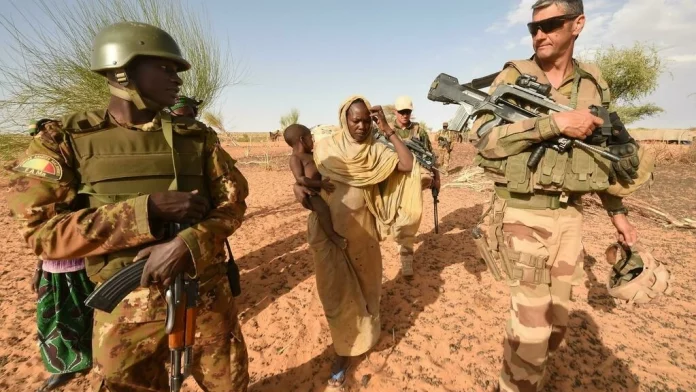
[397,110,412,115]
[527,14,579,36]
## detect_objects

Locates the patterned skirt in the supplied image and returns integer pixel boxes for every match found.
[37,269,95,374]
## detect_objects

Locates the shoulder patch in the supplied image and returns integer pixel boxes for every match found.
[13,154,63,181]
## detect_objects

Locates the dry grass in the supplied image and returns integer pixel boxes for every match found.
[641,142,696,165]
[0,134,30,163]
[218,132,273,144]
[443,166,492,192]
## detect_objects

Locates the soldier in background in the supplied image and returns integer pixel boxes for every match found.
[391,96,440,277]
[470,0,650,390]
[9,22,250,391]
[436,122,455,176]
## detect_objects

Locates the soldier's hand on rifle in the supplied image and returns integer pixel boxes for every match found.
[320,178,336,193]
[138,236,193,287]
[148,190,211,223]
[552,109,604,140]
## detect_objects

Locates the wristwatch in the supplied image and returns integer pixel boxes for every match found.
[607,206,628,217]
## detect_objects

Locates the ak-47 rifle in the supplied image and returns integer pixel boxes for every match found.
[83,223,197,392]
[427,73,622,169]
[165,223,198,392]
[373,129,442,232]
[85,241,242,313]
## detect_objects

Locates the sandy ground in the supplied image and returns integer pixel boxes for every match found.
[1,141,695,392]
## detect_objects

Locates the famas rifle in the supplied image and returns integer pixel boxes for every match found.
[427,72,622,168]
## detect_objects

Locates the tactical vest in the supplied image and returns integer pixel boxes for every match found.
[395,122,420,140]
[63,109,211,282]
[475,59,613,194]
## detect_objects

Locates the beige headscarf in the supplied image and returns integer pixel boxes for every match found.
[314,95,423,239]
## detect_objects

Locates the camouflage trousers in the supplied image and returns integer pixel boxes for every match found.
[394,167,432,275]
[488,196,585,392]
[93,272,249,392]
[436,148,451,174]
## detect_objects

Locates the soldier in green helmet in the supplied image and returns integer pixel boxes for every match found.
[9,21,250,391]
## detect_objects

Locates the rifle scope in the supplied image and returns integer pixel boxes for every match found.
[516,75,552,97]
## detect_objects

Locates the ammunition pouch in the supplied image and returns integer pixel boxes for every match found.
[476,144,612,195]
[480,193,551,285]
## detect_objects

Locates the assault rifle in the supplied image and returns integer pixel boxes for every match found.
[437,135,452,151]
[373,129,438,172]
[427,73,622,168]
[84,223,199,392]
[373,129,442,233]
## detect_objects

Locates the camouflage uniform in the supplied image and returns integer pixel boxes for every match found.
[393,121,433,275]
[8,22,250,392]
[472,58,628,392]
[435,127,455,175]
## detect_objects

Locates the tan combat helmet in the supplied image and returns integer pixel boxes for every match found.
[605,243,672,306]
[90,21,191,110]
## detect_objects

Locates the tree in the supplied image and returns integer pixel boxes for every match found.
[279,108,300,129]
[0,0,241,126]
[585,42,666,124]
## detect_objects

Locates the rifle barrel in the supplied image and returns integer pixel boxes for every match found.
[573,140,621,162]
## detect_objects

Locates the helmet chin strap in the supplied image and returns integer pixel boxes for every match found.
[110,71,164,111]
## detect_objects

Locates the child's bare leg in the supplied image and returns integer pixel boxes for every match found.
[308,195,347,249]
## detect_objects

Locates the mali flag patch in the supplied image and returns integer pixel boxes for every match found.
[14,154,63,181]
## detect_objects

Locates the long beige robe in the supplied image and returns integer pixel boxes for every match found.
[309,96,422,356]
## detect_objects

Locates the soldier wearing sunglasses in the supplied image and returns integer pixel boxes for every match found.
[391,96,440,278]
[471,1,644,391]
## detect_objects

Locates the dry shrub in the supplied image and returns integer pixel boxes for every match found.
[641,142,696,165]
[676,144,696,164]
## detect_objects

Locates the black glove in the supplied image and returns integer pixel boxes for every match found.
[608,112,633,145]
[608,142,640,184]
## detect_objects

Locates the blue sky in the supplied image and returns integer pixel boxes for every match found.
[1,0,695,131]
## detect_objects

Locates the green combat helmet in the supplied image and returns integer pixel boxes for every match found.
[606,243,672,306]
[26,120,40,136]
[26,119,58,136]
[90,21,191,111]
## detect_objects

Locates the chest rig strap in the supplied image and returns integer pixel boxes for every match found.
[161,112,180,192]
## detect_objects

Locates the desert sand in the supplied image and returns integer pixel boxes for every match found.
[1,141,694,392]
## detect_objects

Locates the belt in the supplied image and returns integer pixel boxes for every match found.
[494,186,575,210]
